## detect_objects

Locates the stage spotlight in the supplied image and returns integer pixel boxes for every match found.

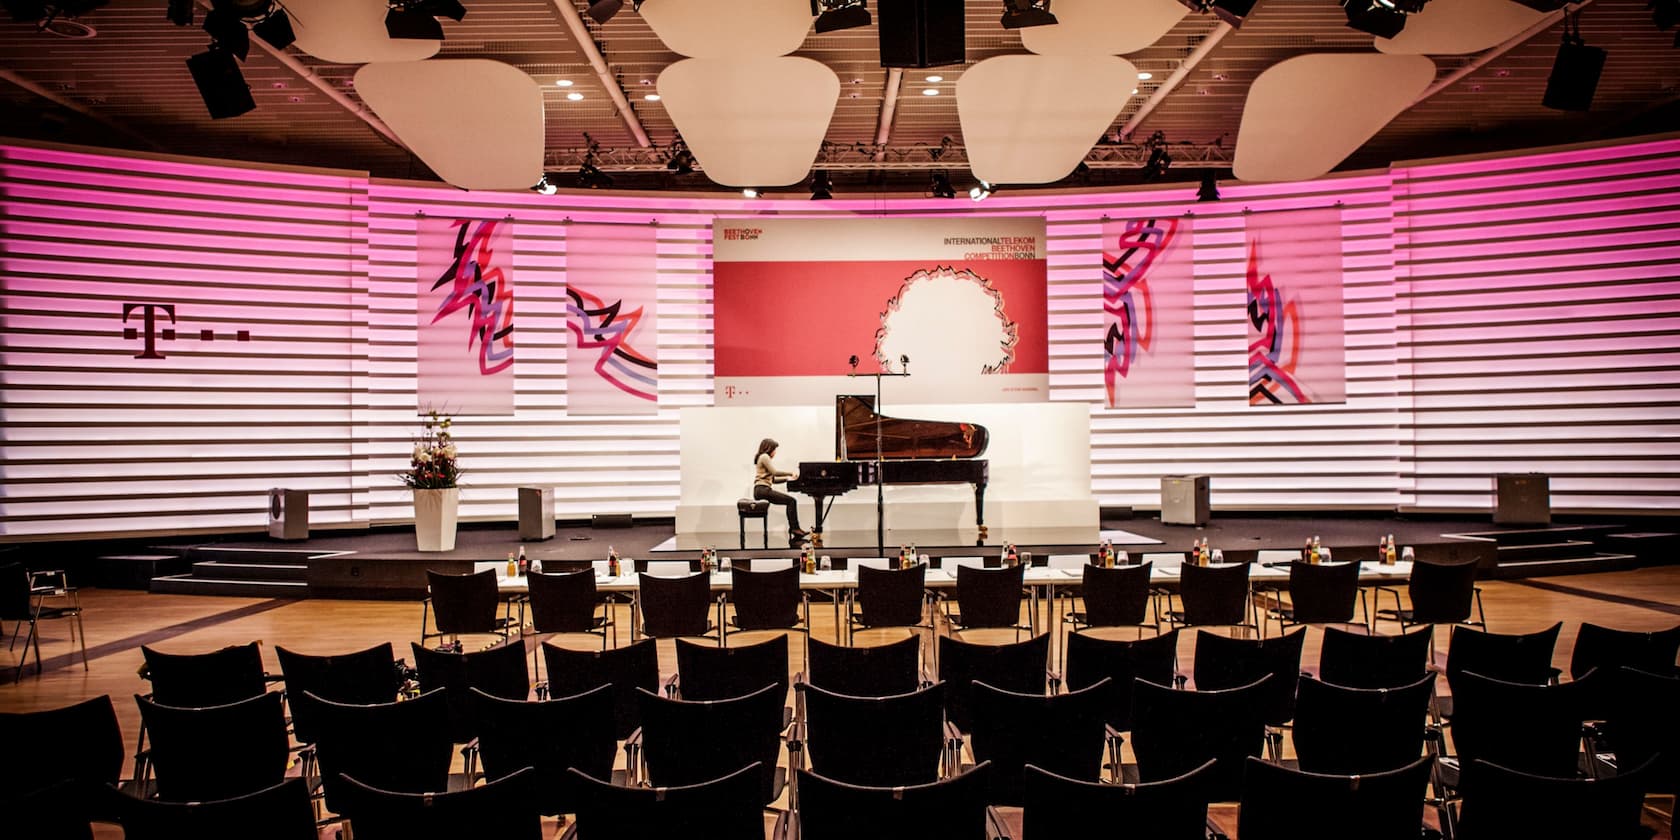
[167,0,192,25]
[742,187,762,199]
[1000,0,1057,29]
[424,0,467,21]
[532,174,558,195]
[930,172,955,199]
[1141,134,1172,180]
[1542,12,1605,111]
[385,3,443,39]
[1341,0,1406,38]
[969,180,993,202]
[666,149,695,175]
[1196,171,1221,202]
[186,46,255,119]
[810,170,834,200]
[203,7,251,60]
[1652,0,1679,31]
[251,7,294,49]
[812,0,870,33]
[577,161,614,189]
[1177,0,1258,27]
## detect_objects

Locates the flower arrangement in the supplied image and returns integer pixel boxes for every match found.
[401,410,460,489]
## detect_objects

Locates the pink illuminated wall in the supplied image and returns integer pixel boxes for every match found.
[3,135,1677,539]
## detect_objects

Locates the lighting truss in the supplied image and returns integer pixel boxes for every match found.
[542,142,1234,172]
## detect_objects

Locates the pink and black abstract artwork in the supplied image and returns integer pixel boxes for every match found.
[1245,207,1345,406]
[418,217,516,415]
[1101,216,1195,408]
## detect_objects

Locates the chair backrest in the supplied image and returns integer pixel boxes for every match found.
[797,681,947,787]
[337,766,540,840]
[1317,626,1432,690]
[1446,623,1561,686]
[111,777,317,840]
[1191,628,1307,726]
[0,562,31,620]
[1131,675,1272,800]
[729,565,802,630]
[1177,562,1251,627]
[635,683,785,806]
[469,684,617,817]
[1292,674,1436,775]
[1456,756,1656,840]
[969,678,1111,806]
[796,762,993,840]
[306,688,455,815]
[541,638,660,741]
[1284,560,1361,624]
[805,635,922,697]
[675,633,789,702]
[936,633,1050,733]
[568,762,766,840]
[855,564,927,629]
[1597,665,1680,776]
[1569,621,1680,681]
[1063,628,1179,732]
[275,643,400,746]
[136,691,290,803]
[1405,559,1479,624]
[953,564,1025,629]
[425,569,504,635]
[637,571,714,638]
[526,569,603,634]
[0,695,124,797]
[409,641,530,744]
[142,642,267,708]
[1022,759,1214,840]
[1079,561,1154,627]
[1449,669,1598,779]
[1237,755,1435,840]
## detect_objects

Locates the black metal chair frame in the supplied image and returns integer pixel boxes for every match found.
[1261,560,1369,637]
[1374,558,1487,661]
[939,563,1034,643]
[2,565,88,683]
[1063,561,1163,673]
[1162,561,1260,639]
[723,565,811,659]
[419,568,520,647]
[632,570,722,646]
[846,564,936,662]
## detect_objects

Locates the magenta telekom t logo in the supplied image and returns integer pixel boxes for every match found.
[122,303,250,359]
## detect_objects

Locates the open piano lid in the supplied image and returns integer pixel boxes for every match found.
[835,395,989,461]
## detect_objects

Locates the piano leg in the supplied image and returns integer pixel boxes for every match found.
[974,481,988,543]
[810,494,830,548]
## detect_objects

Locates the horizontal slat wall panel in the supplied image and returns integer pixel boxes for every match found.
[0,144,368,538]
[1394,137,1680,511]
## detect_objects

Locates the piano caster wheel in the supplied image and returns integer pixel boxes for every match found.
[977,525,989,540]
[811,532,824,549]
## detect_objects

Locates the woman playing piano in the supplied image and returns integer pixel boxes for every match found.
[753,438,807,540]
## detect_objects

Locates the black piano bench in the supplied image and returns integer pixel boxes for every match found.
[737,498,771,549]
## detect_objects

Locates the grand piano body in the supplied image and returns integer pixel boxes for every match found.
[787,395,990,543]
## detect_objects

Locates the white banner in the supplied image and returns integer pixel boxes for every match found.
[565,223,660,414]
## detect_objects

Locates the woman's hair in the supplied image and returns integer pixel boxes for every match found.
[754,438,778,464]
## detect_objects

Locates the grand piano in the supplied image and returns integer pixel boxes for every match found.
[787,395,990,544]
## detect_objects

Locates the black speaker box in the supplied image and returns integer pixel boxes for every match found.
[591,512,634,529]
[186,49,255,119]
[877,0,964,69]
[1542,42,1606,112]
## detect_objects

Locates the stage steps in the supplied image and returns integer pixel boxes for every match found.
[148,545,309,598]
[1461,524,1647,579]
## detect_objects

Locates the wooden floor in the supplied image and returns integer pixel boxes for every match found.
[4,566,1678,838]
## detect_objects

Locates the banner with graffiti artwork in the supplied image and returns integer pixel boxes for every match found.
[417,217,515,415]
[1101,216,1196,408]
[565,223,659,414]
[1246,206,1346,406]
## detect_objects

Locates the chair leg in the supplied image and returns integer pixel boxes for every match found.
[75,610,89,671]
[15,620,38,682]
[740,516,747,551]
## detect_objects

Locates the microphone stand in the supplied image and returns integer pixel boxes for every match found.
[851,358,909,559]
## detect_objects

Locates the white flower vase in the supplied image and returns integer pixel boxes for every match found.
[414,487,460,552]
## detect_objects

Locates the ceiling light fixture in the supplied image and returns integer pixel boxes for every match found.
[1137,71,1153,80]
[810,170,834,200]
[167,0,193,26]
[586,0,643,24]
[812,0,871,33]
[921,87,939,95]
[556,79,574,87]
[532,174,558,195]
[1340,0,1407,38]
[742,187,762,199]
[185,45,254,119]
[1141,131,1172,180]
[644,93,660,101]
[930,172,956,199]
[665,136,696,175]
[1542,10,1605,111]
[926,75,944,82]
[566,91,584,101]
[969,179,994,201]
[1001,0,1058,29]
[1178,0,1258,27]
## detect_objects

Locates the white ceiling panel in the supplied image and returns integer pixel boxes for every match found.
[658,56,839,187]
[957,54,1137,184]
[288,0,441,64]
[639,0,813,59]
[355,60,545,190]
[1376,0,1549,56]
[1019,0,1189,56]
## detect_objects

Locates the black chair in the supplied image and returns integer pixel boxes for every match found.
[1446,668,1599,781]
[421,568,519,646]
[409,640,530,745]
[141,641,268,707]
[1454,756,1656,840]
[848,564,933,648]
[968,678,1113,805]
[797,681,948,787]
[1445,622,1562,686]
[1191,627,1306,728]
[1596,666,1680,784]
[1019,759,1216,840]
[943,564,1030,641]
[1164,561,1255,636]
[1237,755,1435,840]
[725,565,809,650]
[135,691,290,802]
[110,777,318,840]
[1374,558,1486,644]
[1130,675,1271,800]
[541,637,660,741]
[936,633,1050,734]
[471,684,619,817]
[337,766,540,840]
[1292,674,1437,775]
[1064,561,1159,653]
[635,683,787,808]
[1569,621,1680,680]
[636,571,718,642]
[527,568,615,654]
[568,762,768,840]
[1316,625,1433,689]
[0,695,123,839]
[674,633,789,702]
[1063,628,1178,733]
[1264,560,1366,635]
[306,688,455,817]
[804,635,922,698]
[796,762,993,840]
[1,564,87,682]
[275,642,401,747]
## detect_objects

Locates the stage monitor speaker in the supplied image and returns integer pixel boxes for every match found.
[519,486,555,541]
[877,0,965,68]
[268,488,309,540]
[592,512,634,529]
[1494,473,1550,525]
[1542,42,1606,112]
[1161,475,1210,526]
